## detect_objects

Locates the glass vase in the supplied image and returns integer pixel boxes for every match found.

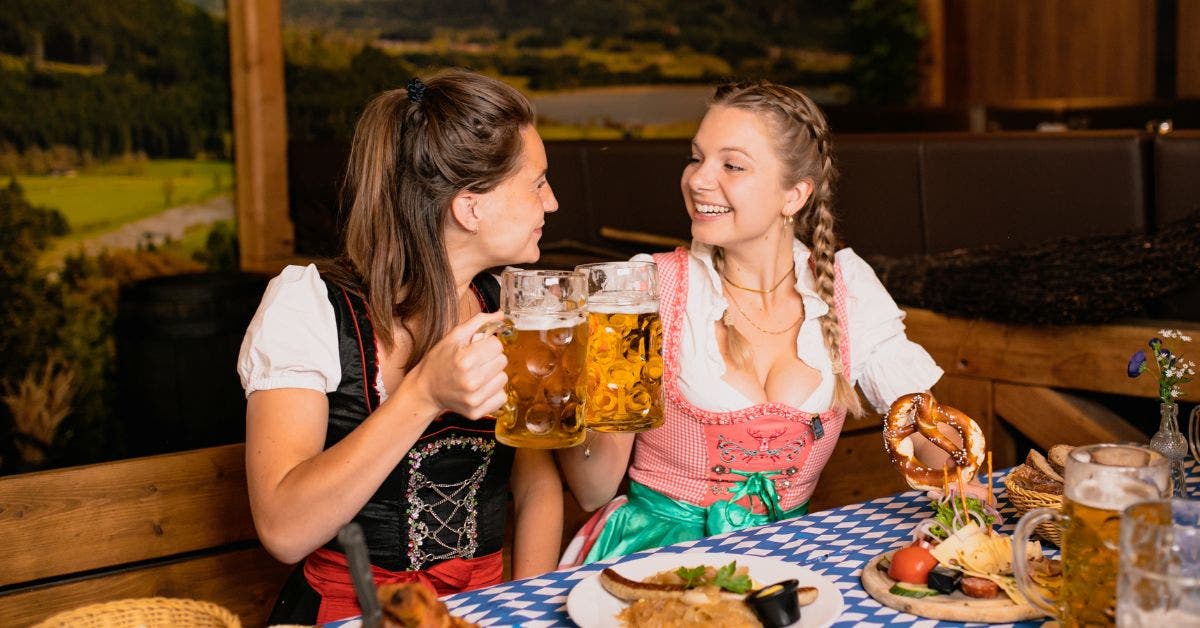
[1149,401,1189,498]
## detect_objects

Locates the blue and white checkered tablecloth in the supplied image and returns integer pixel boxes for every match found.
[330,460,1199,628]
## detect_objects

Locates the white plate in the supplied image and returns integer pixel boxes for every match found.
[565,551,845,628]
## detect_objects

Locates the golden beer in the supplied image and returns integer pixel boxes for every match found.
[1013,444,1170,627]
[1059,478,1162,626]
[494,315,588,449]
[576,260,663,433]
[585,303,664,432]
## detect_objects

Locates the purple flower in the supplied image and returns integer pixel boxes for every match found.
[1128,350,1147,378]
[1150,337,1162,350]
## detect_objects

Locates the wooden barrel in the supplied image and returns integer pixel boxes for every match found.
[115,272,267,456]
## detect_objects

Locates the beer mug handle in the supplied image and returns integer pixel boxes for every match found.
[472,319,513,344]
[1012,507,1062,617]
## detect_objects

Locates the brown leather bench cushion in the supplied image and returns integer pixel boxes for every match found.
[835,136,925,257]
[920,132,1148,253]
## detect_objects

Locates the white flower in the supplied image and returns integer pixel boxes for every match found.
[1160,329,1178,338]
[1171,388,1182,398]
[1181,335,1193,342]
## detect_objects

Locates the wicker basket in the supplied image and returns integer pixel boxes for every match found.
[1004,474,1064,547]
[33,597,241,628]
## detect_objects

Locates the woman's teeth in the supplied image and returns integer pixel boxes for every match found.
[695,203,732,215]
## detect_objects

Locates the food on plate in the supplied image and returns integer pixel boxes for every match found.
[600,561,819,628]
[865,483,1062,620]
[882,392,987,492]
[378,582,476,628]
[887,544,938,584]
[617,597,762,628]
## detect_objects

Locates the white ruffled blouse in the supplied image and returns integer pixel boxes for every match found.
[633,241,943,414]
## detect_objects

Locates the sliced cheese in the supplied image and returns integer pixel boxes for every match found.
[931,524,1043,577]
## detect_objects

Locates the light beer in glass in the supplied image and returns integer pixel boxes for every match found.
[493,270,588,449]
[1013,443,1170,626]
[576,261,663,432]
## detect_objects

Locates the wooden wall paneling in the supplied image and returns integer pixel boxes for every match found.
[903,308,1200,403]
[1180,0,1200,97]
[994,383,1145,450]
[228,0,294,274]
[945,0,1156,104]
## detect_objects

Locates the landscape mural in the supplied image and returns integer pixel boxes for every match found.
[0,0,923,473]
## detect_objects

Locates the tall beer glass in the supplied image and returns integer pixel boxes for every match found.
[575,261,663,432]
[493,269,588,449]
[1013,443,1170,626]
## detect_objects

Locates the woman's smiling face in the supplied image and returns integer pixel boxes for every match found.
[681,105,808,248]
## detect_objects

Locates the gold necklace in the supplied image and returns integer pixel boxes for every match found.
[723,289,803,335]
[721,267,795,294]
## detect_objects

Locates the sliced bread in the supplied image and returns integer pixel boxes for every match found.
[1008,463,1065,496]
[1026,449,1064,483]
[1047,444,1074,476]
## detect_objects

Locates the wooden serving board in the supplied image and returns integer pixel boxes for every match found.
[860,552,1046,623]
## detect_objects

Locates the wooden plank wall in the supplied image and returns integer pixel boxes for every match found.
[943,0,1156,104]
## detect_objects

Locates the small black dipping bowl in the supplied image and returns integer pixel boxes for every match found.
[746,578,801,627]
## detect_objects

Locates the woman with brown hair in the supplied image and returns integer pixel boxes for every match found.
[558,79,958,565]
[237,70,563,623]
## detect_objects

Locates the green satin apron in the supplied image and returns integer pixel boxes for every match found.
[584,471,809,564]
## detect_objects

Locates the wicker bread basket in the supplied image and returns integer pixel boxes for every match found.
[33,597,241,628]
[1004,474,1064,546]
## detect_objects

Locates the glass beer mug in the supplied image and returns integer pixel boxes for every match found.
[1013,443,1171,626]
[492,269,588,449]
[1117,498,1200,627]
[575,261,664,432]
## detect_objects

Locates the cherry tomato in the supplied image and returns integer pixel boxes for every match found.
[888,545,939,585]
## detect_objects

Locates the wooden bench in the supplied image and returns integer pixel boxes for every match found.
[0,443,291,627]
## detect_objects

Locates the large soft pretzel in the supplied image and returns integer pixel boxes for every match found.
[882,392,986,492]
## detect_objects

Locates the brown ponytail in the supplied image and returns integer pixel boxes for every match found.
[324,70,534,370]
[709,80,864,417]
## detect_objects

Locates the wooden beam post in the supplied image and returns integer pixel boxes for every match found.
[918,0,946,107]
[228,0,293,274]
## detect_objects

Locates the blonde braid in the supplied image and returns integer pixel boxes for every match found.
[711,79,864,417]
[794,107,864,418]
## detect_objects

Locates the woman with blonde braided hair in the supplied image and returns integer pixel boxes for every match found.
[557,79,956,566]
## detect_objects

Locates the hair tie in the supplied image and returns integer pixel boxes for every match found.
[406,78,426,104]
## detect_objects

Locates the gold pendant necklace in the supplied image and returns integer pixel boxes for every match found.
[723,289,802,335]
[721,267,795,294]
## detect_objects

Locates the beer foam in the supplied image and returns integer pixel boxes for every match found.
[1069,475,1162,511]
[512,313,586,331]
[588,299,659,315]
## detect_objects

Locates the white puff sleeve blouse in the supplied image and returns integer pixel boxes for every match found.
[237,264,341,397]
[636,240,943,415]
